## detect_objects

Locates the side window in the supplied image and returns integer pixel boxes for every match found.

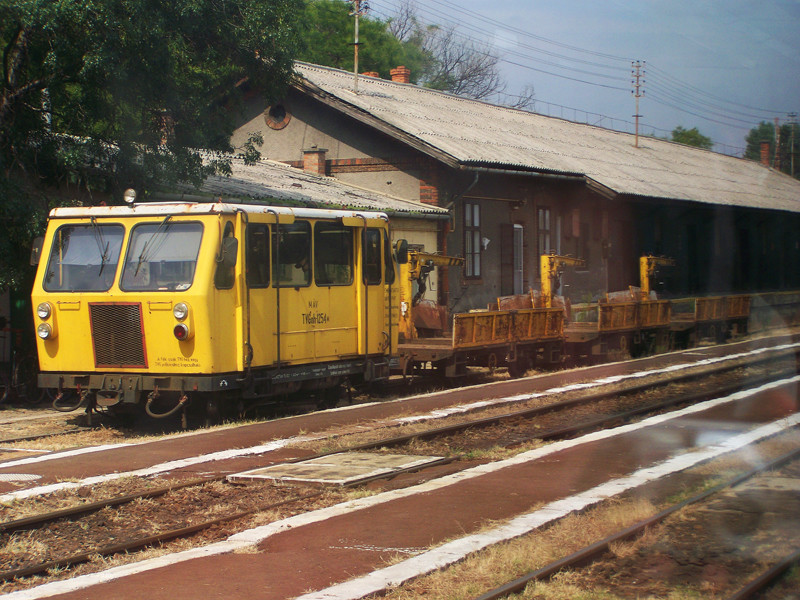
[465,201,481,278]
[383,229,395,284]
[314,222,353,286]
[246,223,270,288]
[272,221,311,287]
[363,228,382,285]
[214,221,236,290]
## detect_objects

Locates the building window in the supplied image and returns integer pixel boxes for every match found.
[264,103,291,130]
[464,202,481,278]
[538,206,551,255]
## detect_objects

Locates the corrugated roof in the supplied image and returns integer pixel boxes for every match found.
[173,157,447,216]
[294,62,800,214]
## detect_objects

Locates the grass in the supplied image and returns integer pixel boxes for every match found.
[367,497,658,600]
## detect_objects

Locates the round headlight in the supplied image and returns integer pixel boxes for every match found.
[37,302,52,320]
[37,323,52,339]
[173,302,189,321]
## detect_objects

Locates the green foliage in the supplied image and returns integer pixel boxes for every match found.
[670,126,713,150]
[298,0,428,79]
[0,0,304,287]
[0,179,47,289]
[744,120,799,178]
[1,0,303,192]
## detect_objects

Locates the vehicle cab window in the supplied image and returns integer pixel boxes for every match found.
[121,220,203,291]
[44,223,125,292]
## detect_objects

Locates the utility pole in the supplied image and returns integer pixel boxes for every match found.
[350,0,368,94]
[631,61,645,148]
[774,116,781,171]
[789,112,797,177]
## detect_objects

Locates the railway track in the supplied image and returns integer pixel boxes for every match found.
[0,348,796,591]
[473,446,800,600]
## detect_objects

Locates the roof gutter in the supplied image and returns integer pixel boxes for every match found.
[459,164,584,182]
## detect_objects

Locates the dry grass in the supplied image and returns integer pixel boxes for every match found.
[370,432,800,600]
[0,475,167,520]
[369,497,657,600]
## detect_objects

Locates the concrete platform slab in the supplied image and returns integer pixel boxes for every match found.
[228,452,445,486]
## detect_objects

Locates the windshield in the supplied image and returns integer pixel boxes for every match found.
[43,224,125,292]
[120,221,203,291]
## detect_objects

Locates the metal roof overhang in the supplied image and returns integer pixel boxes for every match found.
[293,80,602,195]
[294,78,462,170]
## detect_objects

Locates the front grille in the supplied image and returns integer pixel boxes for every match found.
[89,303,147,368]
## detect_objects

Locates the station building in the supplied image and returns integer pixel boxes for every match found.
[231,62,800,311]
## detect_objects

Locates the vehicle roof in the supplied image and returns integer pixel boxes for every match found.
[48,201,389,222]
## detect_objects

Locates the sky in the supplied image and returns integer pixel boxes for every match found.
[368,0,800,155]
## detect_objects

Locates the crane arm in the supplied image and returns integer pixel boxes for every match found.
[639,255,675,297]
[540,253,585,308]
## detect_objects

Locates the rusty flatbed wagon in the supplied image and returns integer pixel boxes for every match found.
[398,304,565,377]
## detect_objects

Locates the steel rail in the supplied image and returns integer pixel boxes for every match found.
[1,349,794,538]
[0,427,88,446]
[472,445,800,600]
[0,475,226,534]
[336,361,799,453]
[0,489,325,582]
[0,348,794,583]
[0,457,454,582]
[725,547,800,600]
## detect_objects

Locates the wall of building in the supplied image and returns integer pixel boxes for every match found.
[233,86,800,311]
[233,90,431,202]
[445,174,614,311]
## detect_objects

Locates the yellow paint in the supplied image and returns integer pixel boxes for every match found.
[540,253,585,308]
[32,207,396,381]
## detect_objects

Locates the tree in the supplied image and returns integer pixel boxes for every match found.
[298,0,428,80]
[670,126,713,150]
[744,120,799,178]
[0,0,304,288]
[300,0,533,108]
[390,1,529,106]
[411,24,503,100]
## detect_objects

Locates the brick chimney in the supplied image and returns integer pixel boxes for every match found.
[361,71,380,78]
[302,147,328,176]
[760,141,770,167]
[390,66,411,84]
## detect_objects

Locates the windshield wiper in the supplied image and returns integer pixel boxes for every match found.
[90,217,110,275]
[135,215,172,276]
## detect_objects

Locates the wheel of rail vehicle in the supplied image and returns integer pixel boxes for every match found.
[316,384,343,411]
[507,353,531,378]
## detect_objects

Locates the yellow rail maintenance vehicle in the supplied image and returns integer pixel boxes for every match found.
[31,197,402,423]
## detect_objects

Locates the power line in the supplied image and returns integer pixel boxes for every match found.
[362,0,790,154]
[646,63,786,116]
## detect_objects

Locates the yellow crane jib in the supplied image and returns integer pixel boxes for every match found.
[406,252,464,305]
[398,251,464,340]
[540,252,585,308]
[639,255,676,298]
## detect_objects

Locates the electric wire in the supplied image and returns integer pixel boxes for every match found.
[362,0,789,152]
